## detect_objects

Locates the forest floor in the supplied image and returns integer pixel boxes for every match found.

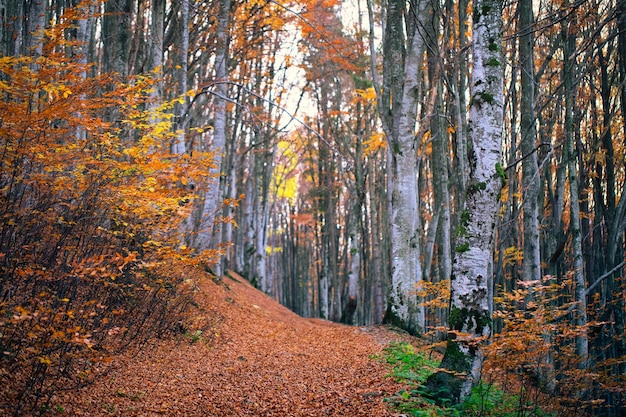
[55,271,416,416]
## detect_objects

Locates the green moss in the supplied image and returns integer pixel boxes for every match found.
[460,210,470,225]
[424,340,472,405]
[455,242,470,253]
[382,342,439,385]
[455,210,471,237]
[488,42,499,51]
[382,303,404,328]
[473,8,481,23]
[449,306,492,334]
[496,162,507,182]
[482,4,492,15]
[486,57,501,67]
[444,339,468,366]
[468,182,487,195]
[480,92,495,104]
[383,300,422,336]
[449,305,463,330]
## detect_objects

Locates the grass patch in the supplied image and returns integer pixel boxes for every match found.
[381,341,553,417]
[383,342,439,385]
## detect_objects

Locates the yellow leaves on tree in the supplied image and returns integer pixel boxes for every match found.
[353,87,377,104]
[363,132,386,157]
[272,140,299,202]
[502,246,524,268]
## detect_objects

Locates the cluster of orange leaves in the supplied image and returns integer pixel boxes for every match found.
[0,10,215,415]
[418,276,624,415]
[483,279,625,415]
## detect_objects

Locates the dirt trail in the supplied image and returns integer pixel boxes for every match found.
[58,272,411,416]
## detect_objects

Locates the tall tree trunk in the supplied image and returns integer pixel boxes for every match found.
[608,0,626,375]
[345,126,364,324]
[519,0,541,286]
[453,0,469,208]
[318,81,336,319]
[194,0,231,274]
[149,0,164,101]
[425,0,452,291]
[102,0,131,76]
[426,0,504,403]
[241,156,256,279]
[0,0,6,57]
[26,0,46,58]
[425,0,451,335]
[173,0,189,155]
[382,0,429,336]
[366,154,386,323]
[254,142,273,293]
[1,0,23,57]
[73,0,93,141]
[563,5,588,366]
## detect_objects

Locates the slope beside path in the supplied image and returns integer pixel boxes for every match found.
[57,271,411,416]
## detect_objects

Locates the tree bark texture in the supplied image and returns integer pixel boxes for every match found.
[383,0,429,336]
[195,0,231,271]
[563,7,588,365]
[426,0,504,403]
[519,0,541,286]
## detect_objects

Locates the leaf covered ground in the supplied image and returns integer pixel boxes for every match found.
[55,272,413,416]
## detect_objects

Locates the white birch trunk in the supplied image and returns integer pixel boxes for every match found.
[254,206,267,291]
[347,227,360,300]
[567,117,589,367]
[26,0,45,58]
[319,268,329,319]
[252,141,273,292]
[240,165,255,276]
[222,157,236,268]
[75,0,93,141]
[385,0,429,336]
[149,0,164,100]
[426,0,504,403]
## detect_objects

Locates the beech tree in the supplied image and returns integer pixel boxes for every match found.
[193,0,231,264]
[426,0,505,403]
[519,0,541,287]
[375,0,430,336]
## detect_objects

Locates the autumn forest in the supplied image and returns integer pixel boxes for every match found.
[1,0,625,415]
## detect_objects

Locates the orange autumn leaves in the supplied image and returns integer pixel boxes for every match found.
[0,10,215,414]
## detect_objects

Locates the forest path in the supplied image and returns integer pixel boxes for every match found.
[59,271,412,416]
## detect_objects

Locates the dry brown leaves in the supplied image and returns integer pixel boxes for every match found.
[55,272,412,416]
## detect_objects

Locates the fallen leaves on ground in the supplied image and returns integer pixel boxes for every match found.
[55,271,414,416]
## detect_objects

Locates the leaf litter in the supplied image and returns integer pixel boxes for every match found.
[55,271,413,416]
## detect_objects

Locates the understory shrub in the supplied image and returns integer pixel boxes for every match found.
[0,8,218,416]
